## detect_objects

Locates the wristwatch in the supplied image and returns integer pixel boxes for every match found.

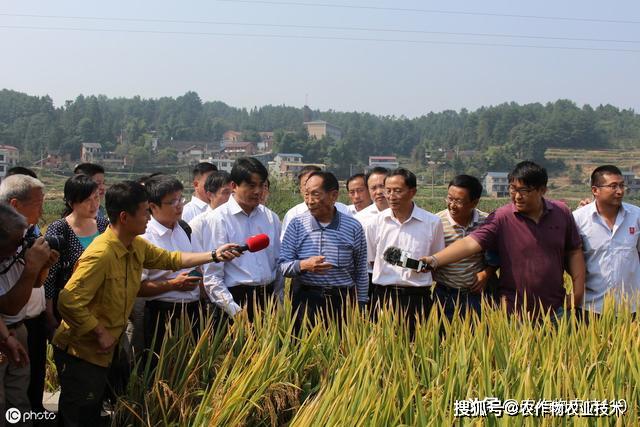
[211,250,219,263]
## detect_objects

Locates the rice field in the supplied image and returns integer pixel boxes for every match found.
[36,177,640,426]
[113,297,639,426]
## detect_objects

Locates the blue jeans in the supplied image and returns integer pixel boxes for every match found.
[433,283,482,322]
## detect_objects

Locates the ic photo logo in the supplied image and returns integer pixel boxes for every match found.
[5,408,20,424]
[5,407,56,424]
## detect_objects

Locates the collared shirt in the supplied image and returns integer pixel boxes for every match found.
[434,209,491,290]
[281,201,352,241]
[140,217,200,303]
[52,226,183,367]
[346,204,358,216]
[573,201,640,313]
[355,203,385,273]
[0,257,27,325]
[181,195,209,224]
[188,206,217,255]
[367,204,445,287]
[194,196,281,317]
[43,216,109,301]
[471,199,582,313]
[279,210,369,302]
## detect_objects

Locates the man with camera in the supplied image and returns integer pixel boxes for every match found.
[0,203,55,419]
[0,174,60,415]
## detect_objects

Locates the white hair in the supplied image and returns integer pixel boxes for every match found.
[0,175,45,204]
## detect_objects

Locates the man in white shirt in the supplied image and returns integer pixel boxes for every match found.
[574,165,640,320]
[365,168,445,335]
[281,166,351,240]
[355,167,389,274]
[346,173,372,215]
[189,171,233,254]
[0,204,53,418]
[138,176,204,360]
[196,158,282,320]
[181,162,217,223]
[0,174,58,413]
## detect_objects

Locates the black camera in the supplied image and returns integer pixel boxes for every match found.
[24,231,65,252]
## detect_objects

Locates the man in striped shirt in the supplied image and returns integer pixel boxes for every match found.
[280,171,368,328]
[433,175,498,321]
[281,166,352,240]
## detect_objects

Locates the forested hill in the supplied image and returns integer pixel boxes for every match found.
[1,89,638,175]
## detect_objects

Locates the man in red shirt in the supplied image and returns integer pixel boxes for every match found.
[421,161,585,316]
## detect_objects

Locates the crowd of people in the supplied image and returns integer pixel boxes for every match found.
[0,157,637,426]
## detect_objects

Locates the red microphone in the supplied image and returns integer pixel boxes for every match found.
[238,233,270,253]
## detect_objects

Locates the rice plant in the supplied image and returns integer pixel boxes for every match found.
[112,294,639,426]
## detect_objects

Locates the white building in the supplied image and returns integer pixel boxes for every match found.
[483,172,509,197]
[304,120,343,141]
[0,145,19,178]
[368,156,399,170]
[80,143,103,163]
[622,171,640,192]
[206,157,234,173]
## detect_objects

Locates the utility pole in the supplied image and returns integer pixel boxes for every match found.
[431,167,435,198]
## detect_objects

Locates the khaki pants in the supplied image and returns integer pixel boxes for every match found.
[0,323,31,424]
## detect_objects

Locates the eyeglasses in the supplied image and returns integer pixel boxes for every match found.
[444,196,467,207]
[595,183,625,191]
[508,186,536,197]
[162,197,186,207]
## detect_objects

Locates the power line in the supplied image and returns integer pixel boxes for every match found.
[1,13,638,44]
[1,24,639,53]
[216,0,640,25]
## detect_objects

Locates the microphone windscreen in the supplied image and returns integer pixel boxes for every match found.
[383,246,402,265]
[245,233,270,252]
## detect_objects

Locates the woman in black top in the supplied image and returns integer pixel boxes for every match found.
[43,174,109,337]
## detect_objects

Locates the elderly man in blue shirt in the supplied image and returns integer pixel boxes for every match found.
[280,171,368,329]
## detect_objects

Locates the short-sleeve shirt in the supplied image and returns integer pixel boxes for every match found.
[0,258,27,325]
[470,199,582,313]
[434,209,490,290]
[573,201,640,313]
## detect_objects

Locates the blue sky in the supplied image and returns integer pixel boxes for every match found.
[1,0,638,116]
